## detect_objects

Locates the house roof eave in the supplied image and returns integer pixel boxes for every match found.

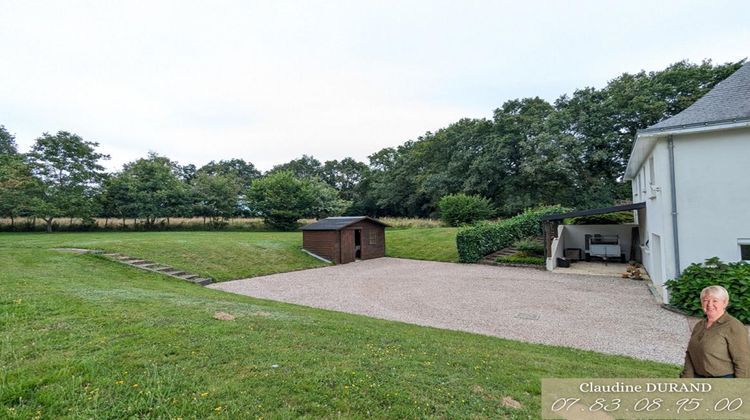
[623,119,750,181]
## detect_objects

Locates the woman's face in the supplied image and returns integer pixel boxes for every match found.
[701,293,728,319]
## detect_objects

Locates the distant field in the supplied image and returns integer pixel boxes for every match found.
[0,245,679,418]
[386,228,458,262]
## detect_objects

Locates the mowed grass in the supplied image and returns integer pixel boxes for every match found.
[386,228,459,262]
[0,232,327,281]
[1,247,679,418]
[0,229,460,280]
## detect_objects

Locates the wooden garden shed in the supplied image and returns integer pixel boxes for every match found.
[301,216,388,264]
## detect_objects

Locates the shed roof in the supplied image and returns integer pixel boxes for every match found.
[642,61,750,133]
[300,216,389,231]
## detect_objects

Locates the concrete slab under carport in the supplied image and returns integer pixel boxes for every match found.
[553,261,648,278]
[209,258,691,364]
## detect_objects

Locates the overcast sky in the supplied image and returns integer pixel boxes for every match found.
[1,0,748,171]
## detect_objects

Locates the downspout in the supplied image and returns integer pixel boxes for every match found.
[668,135,681,277]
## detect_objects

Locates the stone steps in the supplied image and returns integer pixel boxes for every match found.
[102,252,213,286]
[478,247,520,265]
[478,236,545,266]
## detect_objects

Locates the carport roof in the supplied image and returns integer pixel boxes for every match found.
[301,216,389,231]
[540,202,645,221]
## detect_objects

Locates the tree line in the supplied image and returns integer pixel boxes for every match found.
[0,59,743,231]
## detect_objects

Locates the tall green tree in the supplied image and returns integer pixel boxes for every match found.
[321,157,370,203]
[196,159,260,217]
[27,131,109,231]
[116,153,189,227]
[98,173,135,227]
[0,154,41,227]
[0,125,18,156]
[247,171,346,231]
[192,172,241,226]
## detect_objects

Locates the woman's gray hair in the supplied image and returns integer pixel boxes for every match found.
[700,285,729,302]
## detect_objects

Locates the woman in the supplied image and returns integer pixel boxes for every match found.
[681,285,750,378]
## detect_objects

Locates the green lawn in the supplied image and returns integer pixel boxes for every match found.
[0,231,327,281]
[0,229,459,281]
[386,228,458,262]
[0,245,679,418]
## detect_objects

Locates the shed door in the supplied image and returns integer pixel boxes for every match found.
[340,229,356,264]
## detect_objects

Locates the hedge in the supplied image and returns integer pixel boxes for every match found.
[456,205,568,263]
[665,257,750,324]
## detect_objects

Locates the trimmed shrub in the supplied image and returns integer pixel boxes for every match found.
[496,255,545,266]
[438,194,495,227]
[567,211,634,225]
[456,205,567,263]
[513,237,545,256]
[665,257,750,324]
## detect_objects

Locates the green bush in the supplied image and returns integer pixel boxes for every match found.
[456,205,568,263]
[513,237,545,256]
[567,211,634,225]
[496,255,545,265]
[665,257,750,324]
[438,194,495,227]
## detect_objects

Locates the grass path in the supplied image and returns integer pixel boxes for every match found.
[1,247,679,418]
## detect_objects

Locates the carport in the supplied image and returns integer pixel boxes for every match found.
[541,202,646,271]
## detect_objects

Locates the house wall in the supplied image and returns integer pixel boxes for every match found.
[632,138,678,301]
[673,128,750,268]
[303,231,340,264]
[632,127,750,302]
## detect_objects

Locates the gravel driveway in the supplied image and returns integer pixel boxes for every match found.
[209,257,690,364]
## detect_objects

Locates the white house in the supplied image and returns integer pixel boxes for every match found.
[623,61,750,302]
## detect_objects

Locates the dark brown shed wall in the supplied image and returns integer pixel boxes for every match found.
[302,218,386,264]
[302,230,340,263]
[346,220,386,260]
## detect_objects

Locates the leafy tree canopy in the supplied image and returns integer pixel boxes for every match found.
[192,172,242,224]
[247,171,347,231]
[197,158,260,190]
[26,131,109,231]
[268,154,323,179]
[358,59,744,218]
[0,125,18,156]
[114,153,189,226]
